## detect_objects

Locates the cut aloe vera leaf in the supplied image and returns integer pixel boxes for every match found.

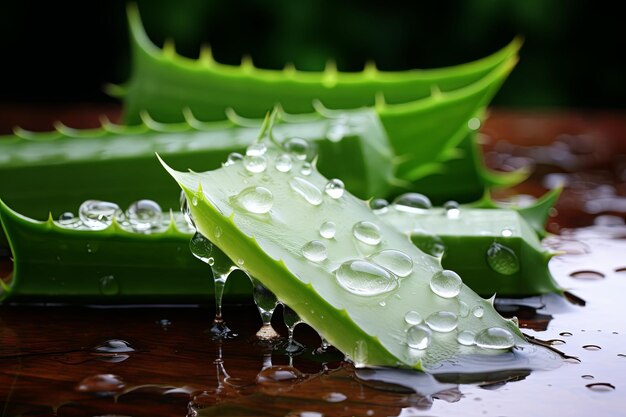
[408,131,529,204]
[160,146,526,369]
[0,109,395,220]
[0,199,250,303]
[122,4,521,124]
[380,205,560,297]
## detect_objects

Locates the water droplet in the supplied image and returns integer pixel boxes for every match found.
[192,195,198,206]
[76,374,125,395]
[501,228,513,237]
[92,339,136,353]
[208,257,215,266]
[407,325,431,350]
[237,258,244,266]
[323,392,347,402]
[369,198,389,214]
[99,275,119,296]
[475,327,515,349]
[425,311,458,332]
[126,199,163,232]
[58,211,77,226]
[246,142,267,156]
[289,177,322,205]
[570,270,605,280]
[444,200,461,219]
[190,232,213,263]
[486,243,520,275]
[472,305,484,318]
[234,186,273,214]
[457,330,476,346]
[378,301,386,307]
[302,240,327,263]
[411,232,446,258]
[430,270,462,298]
[225,152,244,166]
[335,260,397,296]
[243,155,267,173]
[370,249,413,277]
[319,221,336,239]
[300,162,312,176]
[586,383,615,392]
[404,310,423,325]
[468,117,481,130]
[256,365,304,384]
[324,179,345,199]
[214,226,222,238]
[275,153,293,172]
[582,375,594,380]
[327,121,349,142]
[392,193,432,213]
[583,344,602,351]
[352,221,381,245]
[559,331,573,337]
[459,301,470,317]
[180,190,194,228]
[284,137,310,161]
[79,200,123,229]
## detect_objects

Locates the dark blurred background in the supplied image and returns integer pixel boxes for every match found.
[0,0,624,109]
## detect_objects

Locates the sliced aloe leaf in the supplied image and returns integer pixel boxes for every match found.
[0,199,250,303]
[159,145,526,369]
[121,4,521,124]
[379,204,561,297]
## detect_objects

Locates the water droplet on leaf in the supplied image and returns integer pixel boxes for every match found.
[324,179,345,199]
[335,260,397,296]
[407,325,431,349]
[475,327,515,349]
[319,221,336,239]
[370,249,413,277]
[425,311,458,332]
[430,270,462,298]
[290,177,323,205]
[486,243,520,275]
[126,199,163,232]
[353,221,381,245]
[234,186,273,214]
[392,193,432,213]
[302,240,328,263]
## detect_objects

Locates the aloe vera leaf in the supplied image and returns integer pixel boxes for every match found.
[160,147,525,369]
[122,4,521,124]
[0,109,395,220]
[406,131,529,204]
[380,206,561,297]
[0,198,253,302]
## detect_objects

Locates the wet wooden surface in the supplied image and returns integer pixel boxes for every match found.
[1,108,626,416]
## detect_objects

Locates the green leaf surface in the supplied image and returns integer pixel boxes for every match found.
[159,146,526,369]
[122,4,521,124]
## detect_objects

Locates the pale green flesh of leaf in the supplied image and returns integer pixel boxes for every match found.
[162,148,526,369]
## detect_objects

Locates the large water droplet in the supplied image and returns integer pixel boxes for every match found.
[335,260,397,296]
[246,142,267,156]
[430,270,462,298]
[457,330,476,346]
[370,249,413,277]
[486,243,520,275]
[407,325,431,350]
[404,310,423,325]
[76,374,125,395]
[92,339,136,353]
[190,232,213,263]
[290,177,323,206]
[302,240,327,263]
[444,200,461,219]
[234,186,273,214]
[79,200,122,230]
[256,365,304,384]
[179,190,194,229]
[392,193,432,213]
[324,179,345,199]
[58,211,78,226]
[99,275,119,295]
[475,327,515,349]
[319,221,336,239]
[352,221,381,245]
[243,155,267,173]
[369,198,389,214]
[283,137,310,161]
[425,311,458,332]
[275,153,293,172]
[126,199,163,232]
[224,152,243,166]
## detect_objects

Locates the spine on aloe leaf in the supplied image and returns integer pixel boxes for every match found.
[158,135,551,369]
